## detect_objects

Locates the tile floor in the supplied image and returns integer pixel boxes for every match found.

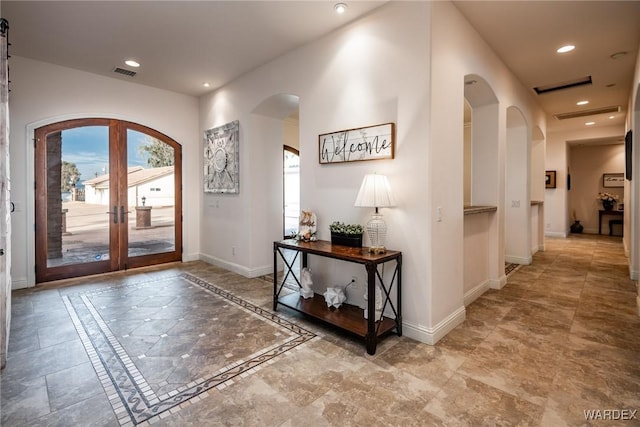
[1,234,639,426]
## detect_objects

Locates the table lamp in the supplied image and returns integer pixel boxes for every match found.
[354,173,395,254]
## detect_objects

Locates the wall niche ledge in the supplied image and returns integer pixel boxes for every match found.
[464,205,497,215]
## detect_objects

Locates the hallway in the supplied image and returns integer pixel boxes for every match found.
[1,234,639,426]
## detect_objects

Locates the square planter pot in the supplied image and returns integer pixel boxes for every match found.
[331,232,363,248]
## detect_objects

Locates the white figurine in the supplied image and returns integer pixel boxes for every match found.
[323,287,347,309]
[297,210,317,241]
[300,267,314,299]
[363,284,383,320]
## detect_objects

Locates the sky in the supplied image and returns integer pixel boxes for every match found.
[60,127,152,184]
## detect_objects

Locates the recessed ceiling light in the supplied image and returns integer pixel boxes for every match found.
[610,51,627,60]
[585,122,595,126]
[556,45,575,54]
[576,100,589,106]
[203,82,211,88]
[125,60,140,68]
[334,3,347,14]
[608,115,615,119]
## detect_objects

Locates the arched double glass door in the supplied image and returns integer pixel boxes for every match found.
[34,118,182,283]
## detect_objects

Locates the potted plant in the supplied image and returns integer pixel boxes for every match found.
[329,221,364,247]
[598,192,618,211]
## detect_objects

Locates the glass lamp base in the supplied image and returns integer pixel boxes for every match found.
[366,212,387,253]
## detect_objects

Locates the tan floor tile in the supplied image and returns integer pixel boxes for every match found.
[457,327,567,405]
[2,235,638,426]
[425,374,544,426]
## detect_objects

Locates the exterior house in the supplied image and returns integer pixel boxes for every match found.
[83,166,175,207]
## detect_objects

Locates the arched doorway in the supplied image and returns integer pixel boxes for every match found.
[250,93,300,241]
[463,74,503,289]
[34,118,182,282]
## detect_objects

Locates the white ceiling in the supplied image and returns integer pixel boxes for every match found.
[2,1,386,96]
[454,1,640,134]
[3,1,640,135]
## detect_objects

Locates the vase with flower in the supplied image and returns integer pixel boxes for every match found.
[598,192,618,211]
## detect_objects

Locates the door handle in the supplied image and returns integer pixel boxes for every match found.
[106,206,118,224]
[105,206,118,224]
[0,249,4,256]
[120,206,131,224]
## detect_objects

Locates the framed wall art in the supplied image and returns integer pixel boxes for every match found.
[319,122,395,164]
[204,120,240,194]
[545,170,556,189]
[602,173,624,188]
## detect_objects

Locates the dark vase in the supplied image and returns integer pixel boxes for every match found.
[602,200,615,211]
[570,220,584,234]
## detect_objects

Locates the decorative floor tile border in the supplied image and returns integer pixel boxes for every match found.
[63,273,316,426]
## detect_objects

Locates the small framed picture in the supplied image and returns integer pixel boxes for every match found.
[545,170,556,189]
[602,173,624,188]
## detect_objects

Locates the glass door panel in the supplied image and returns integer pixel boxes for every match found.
[36,119,116,282]
[283,147,299,238]
[50,125,112,267]
[125,128,176,259]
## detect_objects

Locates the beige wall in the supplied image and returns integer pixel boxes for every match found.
[569,144,625,234]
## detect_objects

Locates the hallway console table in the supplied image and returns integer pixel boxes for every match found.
[273,239,402,355]
[598,209,623,235]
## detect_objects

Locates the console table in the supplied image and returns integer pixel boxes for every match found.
[273,239,402,355]
[598,209,623,235]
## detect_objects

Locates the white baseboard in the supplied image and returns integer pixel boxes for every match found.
[545,231,568,238]
[505,255,532,265]
[199,253,271,278]
[538,243,546,252]
[402,305,466,345]
[182,253,200,262]
[464,280,490,306]
[630,269,639,281]
[11,278,29,290]
[489,274,507,289]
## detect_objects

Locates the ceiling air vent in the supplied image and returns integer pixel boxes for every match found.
[113,67,137,77]
[533,76,592,94]
[554,105,620,121]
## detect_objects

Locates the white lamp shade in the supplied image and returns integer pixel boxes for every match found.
[354,174,395,208]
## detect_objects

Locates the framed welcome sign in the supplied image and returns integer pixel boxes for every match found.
[319,122,395,164]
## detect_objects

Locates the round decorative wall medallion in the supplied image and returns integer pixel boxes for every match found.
[213,148,227,172]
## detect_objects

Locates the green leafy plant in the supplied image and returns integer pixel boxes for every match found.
[329,221,364,235]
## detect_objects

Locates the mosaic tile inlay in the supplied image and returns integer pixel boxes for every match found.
[62,273,316,426]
